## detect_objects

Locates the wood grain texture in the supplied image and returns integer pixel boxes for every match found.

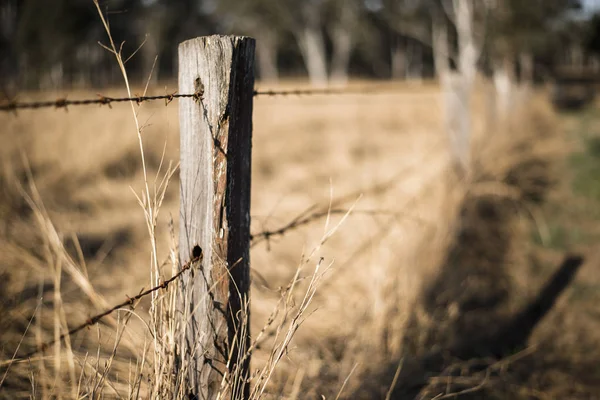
[178,35,254,400]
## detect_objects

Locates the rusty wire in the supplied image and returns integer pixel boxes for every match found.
[11,204,327,361]
[1,82,392,361]
[15,251,203,361]
[0,92,203,112]
[11,205,362,361]
[250,208,348,247]
[12,204,338,360]
[0,85,390,112]
[253,86,384,97]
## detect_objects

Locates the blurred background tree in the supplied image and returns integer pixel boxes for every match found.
[0,0,595,91]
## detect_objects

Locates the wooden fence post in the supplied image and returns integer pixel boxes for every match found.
[177,35,255,400]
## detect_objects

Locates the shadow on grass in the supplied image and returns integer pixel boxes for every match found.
[353,153,591,399]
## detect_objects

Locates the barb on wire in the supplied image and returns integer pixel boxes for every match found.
[0,90,204,112]
[14,251,203,362]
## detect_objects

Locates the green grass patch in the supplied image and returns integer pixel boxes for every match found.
[531,109,600,250]
[570,135,600,201]
[531,221,586,249]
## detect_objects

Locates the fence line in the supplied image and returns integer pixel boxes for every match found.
[1,35,409,397]
[7,203,360,364]
[0,85,397,112]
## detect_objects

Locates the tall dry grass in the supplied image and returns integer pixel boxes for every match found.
[0,68,583,399]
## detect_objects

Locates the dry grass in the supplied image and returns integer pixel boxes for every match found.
[1,77,597,399]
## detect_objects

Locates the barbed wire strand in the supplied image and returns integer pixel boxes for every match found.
[253,86,384,97]
[11,206,335,361]
[0,86,390,112]
[0,92,203,112]
[14,252,203,362]
[6,202,426,364]
[250,208,347,248]
[13,206,337,361]
[249,207,432,249]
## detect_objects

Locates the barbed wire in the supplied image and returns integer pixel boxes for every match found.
[15,251,203,361]
[12,205,332,360]
[250,208,348,247]
[7,201,426,363]
[0,85,393,112]
[253,86,385,97]
[0,92,203,112]
[13,206,354,360]
[249,206,431,249]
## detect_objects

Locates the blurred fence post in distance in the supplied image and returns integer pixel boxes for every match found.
[177,35,255,399]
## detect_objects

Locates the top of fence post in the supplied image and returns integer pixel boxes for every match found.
[177,34,255,400]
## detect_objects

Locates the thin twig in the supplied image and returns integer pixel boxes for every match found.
[431,368,491,399]
[385,358,405,400]
[335,362,359,400]
[0,299,42,387]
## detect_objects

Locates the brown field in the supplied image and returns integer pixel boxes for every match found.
[2,80,600,399]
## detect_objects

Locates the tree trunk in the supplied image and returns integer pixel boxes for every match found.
[296,26,328,86]
[40,62,64,90]
[139,8,162,86]
[256,28,279,82]
[432,16,462,173]
[141,33,160,86]
[432,17,450,83]
[391,36,407,80]
[455,0,477,88]
[451,0,477,173]
[295,3,328,86]
[407,40,423,81]
[330,5,355,85]
[569,43,584,70]
[493,56,513,120]
[519,52,533,86]
[330,27,352,85]
[591,55,600,74]
[0,0,18,96]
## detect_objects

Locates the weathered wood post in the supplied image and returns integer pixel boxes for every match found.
[177,35,254,399]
